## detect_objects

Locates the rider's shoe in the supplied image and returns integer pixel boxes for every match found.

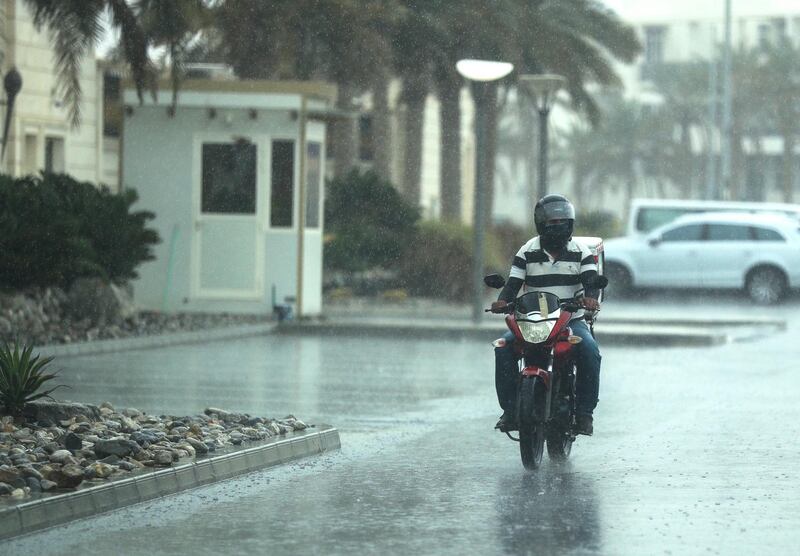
[495,410,516,432]
[574,414,593,436]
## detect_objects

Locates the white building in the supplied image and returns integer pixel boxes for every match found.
[0,0,106,184]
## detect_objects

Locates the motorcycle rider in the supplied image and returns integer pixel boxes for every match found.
[491,194,602,436]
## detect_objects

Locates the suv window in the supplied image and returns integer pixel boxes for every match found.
[751,226,785,241]
[661,224,704,242]
[707,224,750,241]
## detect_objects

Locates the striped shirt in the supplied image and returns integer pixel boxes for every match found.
[505,237,598,319]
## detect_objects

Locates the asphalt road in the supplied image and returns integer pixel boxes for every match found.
[3,293,800,555]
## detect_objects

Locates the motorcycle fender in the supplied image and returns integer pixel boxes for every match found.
[521,366,550,389]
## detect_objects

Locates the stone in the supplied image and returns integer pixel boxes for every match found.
[153,451,173,466]
[88,463,113,479]
[23,401,101,424]
[64,432,83,451]
[229,432,244,445]
[185,437,208,455]
[0,482,13,495]
[117,461,137,471]
[10,488,25,499]
[93,438,140,458]
[50,450,74,464]
[98,455,120,465]
[40,480,58,491]
[122,407,141,417]
[19,466,44,481]
[47,464,84,489]
[26,477,41,492]
[0,465,21,483]
[99,401,115,411]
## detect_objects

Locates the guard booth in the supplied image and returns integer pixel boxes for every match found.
[121,79,335,317]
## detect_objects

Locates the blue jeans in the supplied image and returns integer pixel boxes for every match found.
[494,319,601,416]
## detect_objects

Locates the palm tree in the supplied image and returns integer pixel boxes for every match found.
[23,0,154,126]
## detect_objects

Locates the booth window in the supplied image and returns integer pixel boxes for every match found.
[201,142,256,214]
[271,140,295,227]
[44,137,65,173]
[305,142,322,228]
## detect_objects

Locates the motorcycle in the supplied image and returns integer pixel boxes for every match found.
[484,273,608,470]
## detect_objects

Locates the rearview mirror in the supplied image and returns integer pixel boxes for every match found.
[648,235,662,247]
[484,274,506,289]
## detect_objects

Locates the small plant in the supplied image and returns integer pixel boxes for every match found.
[0,342,63,416]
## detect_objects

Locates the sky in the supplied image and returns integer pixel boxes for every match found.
[603,0,800,22]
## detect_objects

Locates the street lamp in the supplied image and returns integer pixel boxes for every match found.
[519,74,565,200]
[457,59,514,323]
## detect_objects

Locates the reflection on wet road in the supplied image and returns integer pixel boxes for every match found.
[3,296,800,554]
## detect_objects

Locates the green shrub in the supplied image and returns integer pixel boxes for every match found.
[325,169,420,272]
[397,221,506,302]
[574,209,621,238]
[0,173,159,289]
[0,341,62,416]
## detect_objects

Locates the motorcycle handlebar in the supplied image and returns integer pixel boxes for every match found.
[485,300,599,314]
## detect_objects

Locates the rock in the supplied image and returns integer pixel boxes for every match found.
[19,466,44,481]
[98,455,120,465]
[63,432,83,451]
[185,437,208,455]
[93,439,140,458]
[48,464,84,489]
[0,482,13,495]
[0,465,21,483]
[133,449,153,462]
[10,488,26,499]
[26,477,41,492]
[153,451,173,466]
[40,480,58,491]
[117,461,137,471]
[65,278,135,325]
[175,443,195,457]
[130,432,158,448]
[88,463,113,479]
[50,450,74,464]
[122,407,141,418]
[24,401,101,424]
[99,401,115,411]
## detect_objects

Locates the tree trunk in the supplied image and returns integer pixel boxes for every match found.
[331,82,359,178]
[371,73,392,182]
[482,83,499,234]
[439,79,461,221]
[782,131,794,203]
[401,77,428,208]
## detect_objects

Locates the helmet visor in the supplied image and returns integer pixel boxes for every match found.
[539,200,575,222]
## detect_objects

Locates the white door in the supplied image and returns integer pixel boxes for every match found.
[634,223,705,287]
[193,140,264,299]
[700,223,756,288]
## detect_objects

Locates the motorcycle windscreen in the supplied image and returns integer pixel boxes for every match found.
[515,291,560,316]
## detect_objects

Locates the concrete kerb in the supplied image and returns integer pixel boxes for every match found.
[0,426,340,540]
[34,323,277,359]
[275,318,783,347]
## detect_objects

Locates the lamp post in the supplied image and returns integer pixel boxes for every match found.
[456,59,514,323]
[519,74,565,200]
[1,67,22,163]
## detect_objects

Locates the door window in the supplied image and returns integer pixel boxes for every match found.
[707,224,750,241]
[271,141,295,227]
[201,142,256,214]
[661,224,705,242]
[751,226,785,241]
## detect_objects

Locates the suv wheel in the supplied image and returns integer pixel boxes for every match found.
[746,267,786,305]
[605,263,633,299]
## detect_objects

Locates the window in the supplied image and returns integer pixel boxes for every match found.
[271,140,295,227]
[752,226,785,241]
[305,142,322,228]
[707,224,751,241]
[359,115,374,161]
[644,26,666,65]
[637,208,700,233]
[201,142,256,214]
[24,134,37,174]
[662,224,704,242]
[44,137,65,173]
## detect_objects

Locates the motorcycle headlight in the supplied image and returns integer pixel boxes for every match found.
[517,320,552,343]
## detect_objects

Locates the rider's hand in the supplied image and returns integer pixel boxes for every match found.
[583,297,600,311]
[491,300,509,314]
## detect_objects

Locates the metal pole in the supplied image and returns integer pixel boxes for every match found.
[296,95,308,317]
[472,83,487,323]
[719,0,733,200]
[705,51,719,200]
[537,107,550,200]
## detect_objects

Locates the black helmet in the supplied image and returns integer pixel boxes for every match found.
[534,194,575,251]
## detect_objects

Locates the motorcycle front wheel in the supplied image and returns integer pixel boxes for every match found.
[546,424,573,461]
[518,376,545,470]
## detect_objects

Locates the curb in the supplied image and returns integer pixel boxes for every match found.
[275,321,728,346]
[0,426,340,540]
[34,323,276,359]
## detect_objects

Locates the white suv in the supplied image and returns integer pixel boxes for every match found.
[604,212,800,304]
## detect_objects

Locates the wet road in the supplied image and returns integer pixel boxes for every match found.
[3,295,800,555]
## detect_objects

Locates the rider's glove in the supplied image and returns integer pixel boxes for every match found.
[490,300,509,314]
[583,298,600,312]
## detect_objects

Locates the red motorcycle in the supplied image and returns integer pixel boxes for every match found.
[484,273,607,470]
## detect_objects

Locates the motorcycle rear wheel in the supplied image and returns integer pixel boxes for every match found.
[518,377,545,470]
